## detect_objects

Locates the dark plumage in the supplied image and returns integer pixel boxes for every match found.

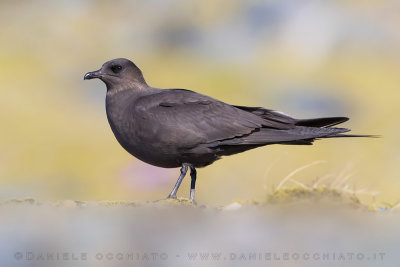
[84,58,367,203]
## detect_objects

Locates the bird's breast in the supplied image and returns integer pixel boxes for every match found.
[106,108,182,168]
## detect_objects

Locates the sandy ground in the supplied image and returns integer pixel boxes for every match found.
[1,191,399,267]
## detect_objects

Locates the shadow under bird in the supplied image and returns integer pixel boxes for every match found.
[84,58,369,203]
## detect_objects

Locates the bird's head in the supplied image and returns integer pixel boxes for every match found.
[84,58,147,90]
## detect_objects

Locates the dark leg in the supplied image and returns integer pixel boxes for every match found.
[189,167,197,204]
[167,164,188,199]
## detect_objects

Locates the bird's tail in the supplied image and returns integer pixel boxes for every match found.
[296,117,349,128]
[323,133,379,138]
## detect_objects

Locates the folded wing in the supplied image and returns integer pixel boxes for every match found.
[136,89,351,152]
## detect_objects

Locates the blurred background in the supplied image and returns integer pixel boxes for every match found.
[0,0,399,206]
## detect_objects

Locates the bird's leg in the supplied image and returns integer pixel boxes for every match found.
[189,167,197,204]
[167,164,188,199]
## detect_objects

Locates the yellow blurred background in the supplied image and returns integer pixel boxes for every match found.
[0,0,399,206]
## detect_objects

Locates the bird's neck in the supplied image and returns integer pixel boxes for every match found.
[106,87,143,116]
[106,80,148,97]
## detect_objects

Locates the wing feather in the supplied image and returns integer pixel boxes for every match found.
[134,89,267,149]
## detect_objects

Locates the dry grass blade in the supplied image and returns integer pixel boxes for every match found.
[289,179,309,189]
[276,160,326,190]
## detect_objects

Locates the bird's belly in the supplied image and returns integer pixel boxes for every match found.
[127,142,181,168]
[112,129,182,168]
[107,112,218,168]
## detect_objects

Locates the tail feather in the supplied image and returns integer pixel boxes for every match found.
[323,134,380,138]
[212,126,351,146]
[212,107,374,156]
[296,117,349,128]
[212,126,375,157]
[234,105,350,129]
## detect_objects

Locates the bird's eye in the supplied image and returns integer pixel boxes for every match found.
[111,65,122,73]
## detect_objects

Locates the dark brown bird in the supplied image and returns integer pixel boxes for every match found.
[84,58,367,203]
